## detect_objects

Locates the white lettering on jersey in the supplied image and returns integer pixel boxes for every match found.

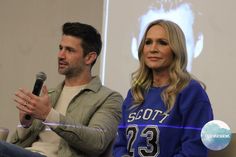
[127,108,169,123]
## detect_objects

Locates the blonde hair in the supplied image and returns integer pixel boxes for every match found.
[131,19,203,111]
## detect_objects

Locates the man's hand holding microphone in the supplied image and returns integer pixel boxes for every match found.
[14,72,51,128]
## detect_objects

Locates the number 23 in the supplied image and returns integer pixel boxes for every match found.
[126,125,160,157]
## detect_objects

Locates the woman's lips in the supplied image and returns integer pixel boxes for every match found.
[148,56,162,61]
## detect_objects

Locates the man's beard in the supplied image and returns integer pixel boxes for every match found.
[58,65,83,78]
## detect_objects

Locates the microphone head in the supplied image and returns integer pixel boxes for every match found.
[36,72,47,81]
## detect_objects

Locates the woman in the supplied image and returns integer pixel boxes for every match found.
[113,19,213,157]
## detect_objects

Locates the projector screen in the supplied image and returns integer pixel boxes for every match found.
[101,0,236,132]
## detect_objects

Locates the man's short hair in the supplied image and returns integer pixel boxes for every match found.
[62,22,102,66]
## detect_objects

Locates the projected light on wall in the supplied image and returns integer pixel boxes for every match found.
[102,0,236,133]
[131,2,204,71]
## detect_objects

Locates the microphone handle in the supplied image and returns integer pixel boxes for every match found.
[25,79,44,120]
[32,79,44,96]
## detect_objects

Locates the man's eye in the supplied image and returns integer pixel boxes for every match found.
[68,48,73,52]
[66,48,75,53]
[145,40,152,45]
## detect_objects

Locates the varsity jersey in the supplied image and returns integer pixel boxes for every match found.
[113,80,213,157]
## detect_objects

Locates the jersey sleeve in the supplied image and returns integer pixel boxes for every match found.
[173,80,213,157]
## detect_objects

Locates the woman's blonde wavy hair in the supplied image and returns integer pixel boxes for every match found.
[131,19,203,112]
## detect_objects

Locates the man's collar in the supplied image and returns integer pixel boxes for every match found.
[51,76,102,94]
[82,76,102,93]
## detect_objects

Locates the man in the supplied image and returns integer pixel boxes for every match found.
[0,22,123,157]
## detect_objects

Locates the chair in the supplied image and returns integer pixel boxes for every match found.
[208,133,236,157]
[0,127,9,141]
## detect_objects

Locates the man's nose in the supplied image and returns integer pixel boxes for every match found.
[58,50,66,58]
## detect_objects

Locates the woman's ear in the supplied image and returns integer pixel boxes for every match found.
[85,51,97,65]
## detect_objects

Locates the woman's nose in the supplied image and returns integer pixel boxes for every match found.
[150,43,158,52]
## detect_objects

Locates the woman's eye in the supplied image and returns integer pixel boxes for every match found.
[145,40,152,45]
[158,40,168,45]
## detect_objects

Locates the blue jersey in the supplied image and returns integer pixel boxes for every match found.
[113,80,213,157]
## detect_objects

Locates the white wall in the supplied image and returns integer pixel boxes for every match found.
[0,0,103,140]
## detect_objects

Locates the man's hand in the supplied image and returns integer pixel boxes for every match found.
[14,85,51,121]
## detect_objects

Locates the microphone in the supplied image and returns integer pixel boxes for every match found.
[24,72,47,120]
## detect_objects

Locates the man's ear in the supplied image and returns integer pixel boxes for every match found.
[85,51,97,65]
